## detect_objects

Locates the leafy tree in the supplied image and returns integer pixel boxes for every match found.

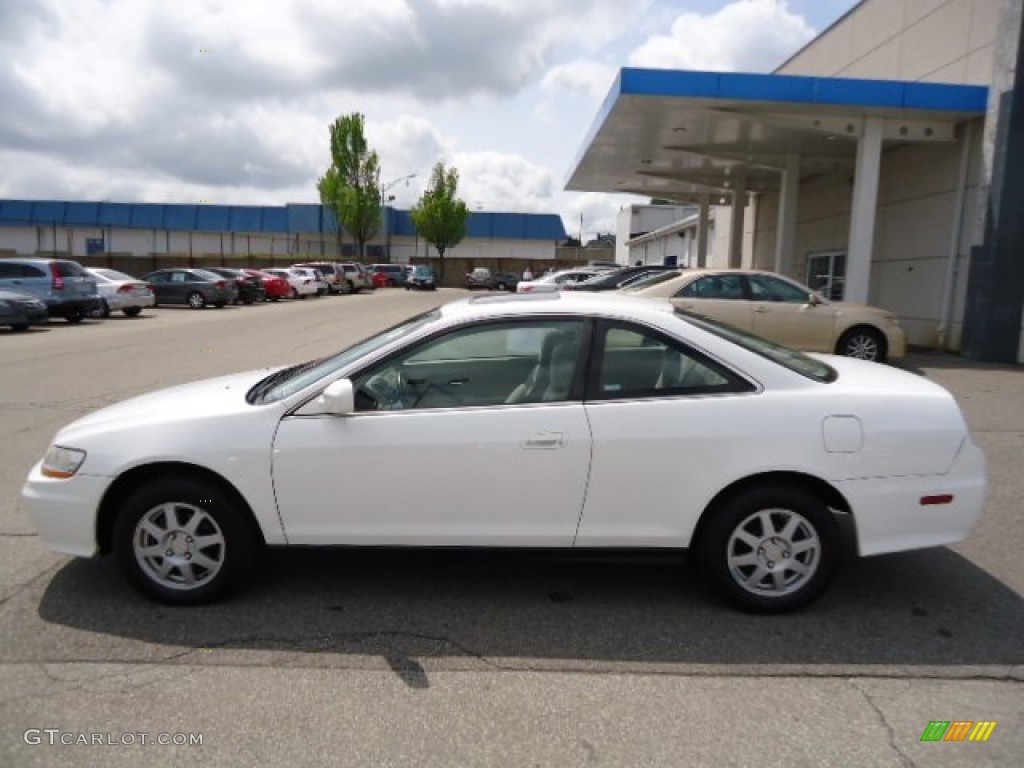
[409,162,469,282]
[317,113,381,260]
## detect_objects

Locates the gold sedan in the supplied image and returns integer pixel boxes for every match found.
[624,269,906,362]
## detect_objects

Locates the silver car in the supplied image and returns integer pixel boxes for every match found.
[0,258,100,322]
[86,268,155,318]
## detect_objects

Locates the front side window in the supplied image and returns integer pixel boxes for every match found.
[352,319,585,411]
[589,322,752,400]
[747,274,812,303]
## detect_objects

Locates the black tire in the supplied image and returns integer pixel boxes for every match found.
[291,288,299,299]
[11,324,29,331]
[65,312,85,324]
[496,282,507,291]
[187,292,207,309]
[339,280,354,295]
[836,326,886,362]
[113,476,258,605]
[123,307,143,318]
[698,485,840,613]
[92,299,111,319]
[214,300,226,308]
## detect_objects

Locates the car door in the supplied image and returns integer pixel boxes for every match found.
[746,274,837,352]
[576,319,759,547]
[669,274,755,331]
[272,318,593,546]
[144,271,171,302]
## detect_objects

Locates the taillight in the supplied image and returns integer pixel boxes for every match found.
[49,262,64,291]
[215,280,226,290]
[117,284,135,294]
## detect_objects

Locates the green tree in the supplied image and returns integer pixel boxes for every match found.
[409,162,470,283]
[317,113,381,260]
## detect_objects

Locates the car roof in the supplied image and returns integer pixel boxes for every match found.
[443,290,676,321]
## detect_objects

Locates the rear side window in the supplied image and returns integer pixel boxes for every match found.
[0,262,45,278]
[54,260,87,278]
[588,321,754,400]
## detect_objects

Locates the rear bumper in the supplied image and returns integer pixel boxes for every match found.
[838,438,987,557]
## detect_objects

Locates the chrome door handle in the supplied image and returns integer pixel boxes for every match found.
[524,432,564,449]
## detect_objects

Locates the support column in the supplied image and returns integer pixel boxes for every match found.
[697,195,710,267]
[774,154,800,275]
[728,180,746,269]
[846,117,882,304]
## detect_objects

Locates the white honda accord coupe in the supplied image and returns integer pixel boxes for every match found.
[22,293,986,612]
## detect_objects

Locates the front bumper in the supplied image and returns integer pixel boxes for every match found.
[21,462,110,557]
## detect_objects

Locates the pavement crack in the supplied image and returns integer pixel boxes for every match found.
[848,679,915,768]
[0,559,63,609]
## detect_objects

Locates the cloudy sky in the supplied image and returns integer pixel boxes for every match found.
[0,0,859,239]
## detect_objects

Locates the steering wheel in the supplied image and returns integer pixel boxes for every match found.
[362,368,408,410]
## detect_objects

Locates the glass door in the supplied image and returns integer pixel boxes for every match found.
[805,250,846,300]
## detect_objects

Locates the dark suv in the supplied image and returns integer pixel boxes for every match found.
[0,258,100,322]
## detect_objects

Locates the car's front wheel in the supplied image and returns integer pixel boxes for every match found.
[123,306,142,317]
[836,326,885,362]
[187,292,207,309]
[699,485,839,613]
[114,477,258,604]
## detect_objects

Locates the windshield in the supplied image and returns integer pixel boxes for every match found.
[677,310,837,383]
[247,309,441,404]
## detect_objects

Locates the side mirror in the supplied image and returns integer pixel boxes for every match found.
[807,292,822,306]
[317,379,355,416]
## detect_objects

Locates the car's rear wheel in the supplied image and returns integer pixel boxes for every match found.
[836,327,885,362]
[339,280,354,295]
[114,477,257,604]
[187,292,206,309]
[91,299,111,319]
[123,306,142,318]
[65,311,86,323]
[699,485,839,613]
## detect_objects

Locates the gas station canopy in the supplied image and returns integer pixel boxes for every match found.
[566,68,988,202]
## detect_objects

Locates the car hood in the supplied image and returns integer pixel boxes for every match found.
[55,368,283,441]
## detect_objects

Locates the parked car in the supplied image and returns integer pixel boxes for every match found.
[0,288,49,330]
[291,267,328,296]
[263,268,318,299]
[21,292,986,612]
[624,269,906,363]
[141,268,235,309]
[466,267,494,289]
[0,257,100,322]
[370,264,407,287]
[293,262,344,294]
[339,263,373,293]
[564,265,676,292]
[86,268,155,317]
[516,268,606,294]
[204,268,266,305]
[405,265,436,291]
[241,268,290,301]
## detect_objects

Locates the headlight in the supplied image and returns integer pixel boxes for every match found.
[41,445,87,479]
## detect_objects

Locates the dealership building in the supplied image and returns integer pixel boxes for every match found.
[0,200,567,273]
[571,0,1023,363]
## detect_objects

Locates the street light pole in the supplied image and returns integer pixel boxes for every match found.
[380,173,416,263]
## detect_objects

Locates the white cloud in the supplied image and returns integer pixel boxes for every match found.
[540,60,618,101]
[448,151,554,213]
[629,0,815,72]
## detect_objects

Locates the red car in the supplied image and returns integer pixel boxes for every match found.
[370,270,391,289]
[242,269,291,301]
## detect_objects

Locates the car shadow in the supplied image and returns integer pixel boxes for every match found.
[37,547,1024,672]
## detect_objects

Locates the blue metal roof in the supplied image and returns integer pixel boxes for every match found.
[0,199,567,241]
